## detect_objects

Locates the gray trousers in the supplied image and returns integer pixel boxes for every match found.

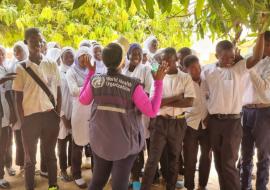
[183,125,212,189]
[208,116,242,190]
[21,111,60,190]
[141,116,187,190]
[241,107,270,190]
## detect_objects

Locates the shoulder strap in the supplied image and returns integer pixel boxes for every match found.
[21,62,56,109]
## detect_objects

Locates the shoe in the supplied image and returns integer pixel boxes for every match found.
[132,181,141,190]
[74,178,87,189]
[48,185,59,190]
[59,171,72,182]
[82,157,91,169]
[0,179,10,189]
[6,167,16,176]
[40,171,49,178]
[175,180,184,189]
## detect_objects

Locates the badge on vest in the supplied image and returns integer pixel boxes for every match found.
[92,76,106,88]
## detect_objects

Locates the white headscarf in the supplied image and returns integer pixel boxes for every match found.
[13,41,29,61]
[47,42,59,49]
[91,43,107,74]
[143,35,158,55]
[60,46,75,73]
[73,46,92,79]
[46,48,61,63]
[79,40,97,48]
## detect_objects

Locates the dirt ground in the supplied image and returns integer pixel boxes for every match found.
[4,145,270,190]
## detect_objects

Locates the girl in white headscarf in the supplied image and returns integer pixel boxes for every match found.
[58,47,75,182]
[66,46,92,188]
[143,35,159,65]
[91,43,107,74]
[46,48,62,66]
[47,42,61,49]
[8,41,29,175]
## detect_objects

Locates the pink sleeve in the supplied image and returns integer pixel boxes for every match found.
[79,70,95,105]
[132,80,163,118]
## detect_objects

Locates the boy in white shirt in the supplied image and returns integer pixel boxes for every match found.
[183,55,211,190]
[202,31,264,190]
[141,48,195,190]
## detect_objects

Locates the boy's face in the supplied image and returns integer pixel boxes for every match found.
[264,40,270,57]
[186,62,201,81]
[129,47,142,66]
[14,46,25,61]
[216,48,235,67]
[162,53,177,71]
[26,33,43,56]
[94,46,102,61]
[62,51,74,66]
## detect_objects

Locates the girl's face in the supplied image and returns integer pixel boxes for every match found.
[62,51,74,66]
[78,55,87,69]
[93,46,102,61]
[129,47,142,66]
[0,50,5,65]
[14,46,25,61]
[149,40,158,54]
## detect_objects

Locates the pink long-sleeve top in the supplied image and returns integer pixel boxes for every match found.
[79,70,163,118]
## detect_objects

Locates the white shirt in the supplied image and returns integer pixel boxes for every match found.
[122,63,153,93]
[154,70,196,116]
[202,60,247,114]
[185,81,208,130]
[122,63,153,139]
[12,56,61,116]
[242,56,270,105]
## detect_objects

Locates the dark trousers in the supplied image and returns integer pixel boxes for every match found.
[21,111,60,190]
[141,116,187,190]
[183,125,212,189]
[208,116,242,190]
[131,149,144,181]
[58,134,72,172]
[5,129,12,169]
[14,130,24,167]
[241,107,270,190]
[0,126,12,179]
[88,152,137,190]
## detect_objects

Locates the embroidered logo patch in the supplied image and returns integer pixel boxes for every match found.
[92,76,105,88]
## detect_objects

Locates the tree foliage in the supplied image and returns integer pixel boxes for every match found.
[0,0,269,48]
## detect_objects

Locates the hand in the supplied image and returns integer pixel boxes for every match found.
[82,55,96,72]
[0,74,16,84]
[152,61,169,80]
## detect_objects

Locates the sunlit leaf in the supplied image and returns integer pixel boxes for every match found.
[73,0,87,9]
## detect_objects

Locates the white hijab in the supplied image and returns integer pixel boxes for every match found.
[47,42,59,49]
[60,46,75,73]
[13,41,29,61]
[73,46,91,79]
[143,35,157,55]
[46,48,61,63]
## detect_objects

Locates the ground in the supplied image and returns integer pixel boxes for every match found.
[4,146,270,190]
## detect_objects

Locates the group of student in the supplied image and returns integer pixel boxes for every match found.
[0,26,269,190]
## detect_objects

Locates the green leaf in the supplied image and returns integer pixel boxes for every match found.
[116,0,122,7]
[195,0,204,18]
[179,0,190,13]
[73,0,87,9]
[133,0,141,11]
[145,0,155,18]
[125,0,132,10]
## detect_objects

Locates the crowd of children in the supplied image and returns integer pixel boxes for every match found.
[0,26,269,190]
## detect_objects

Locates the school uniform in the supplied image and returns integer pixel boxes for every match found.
[141,70,195,190]
[66,65,91,180]
[57,64,73,172]
[183,80,211,190]
[241,56,270,190]
[0,64,12,180]
[12,56,61,190]
[202,60,247,190]
[122,63,153,181]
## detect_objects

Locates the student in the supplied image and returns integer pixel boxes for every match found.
[41,39,48,55]
[46,48,62,66]
[201,32,264,190]
[122,43,153,189]
[91,43,107,74]
[177,47,192,72]
[241,31,270,190]
[47,42,61,49]
[57,47,75,182]
[0,45,17,188]
[79,40,97,49]
[141,47,196,190]
[79,43,168,190]
[182,55,212,190]
[66,46,92,189]
[142,49,148,65]
[8,41,29,174]
[12,28,61,190]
